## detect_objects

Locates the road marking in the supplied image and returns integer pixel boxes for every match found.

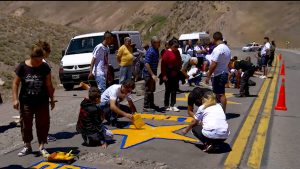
[176,92,241,104]
[224,72,274,169]
[140,114,193,123]
[112,123,198,149]
[247,56,280,168]
[30,160,97,169]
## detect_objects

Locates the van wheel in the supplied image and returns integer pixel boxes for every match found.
[63,84,74,91]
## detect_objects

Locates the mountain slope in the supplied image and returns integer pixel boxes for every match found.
[0,1,299,48]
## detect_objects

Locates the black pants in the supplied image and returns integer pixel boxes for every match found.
[240,71,251,95]
[144,76,156,108]
[164,76,179,107]
[20,103,50,144]
[192,125,226,145]
[268,53,275,66]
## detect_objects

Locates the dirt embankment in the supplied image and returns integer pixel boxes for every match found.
[0,13,84,102]
[1,1,299,48]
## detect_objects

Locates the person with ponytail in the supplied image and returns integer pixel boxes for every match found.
[182,90,230,152]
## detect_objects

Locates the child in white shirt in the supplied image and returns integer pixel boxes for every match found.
[182,90,230,152]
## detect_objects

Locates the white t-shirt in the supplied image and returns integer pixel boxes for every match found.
[261,42,271,56]
[101,84,132,103]
[92,43,109,76]
[211,44,231,76]
[194,104,229,139]
[205,54,212,63]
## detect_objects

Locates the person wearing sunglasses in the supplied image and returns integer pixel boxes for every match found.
[100,79,136,126]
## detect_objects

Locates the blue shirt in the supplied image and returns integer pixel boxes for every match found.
[143,47,159,77]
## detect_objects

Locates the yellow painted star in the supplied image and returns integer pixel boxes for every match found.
[112,123,198,149]
[176,93,240,105]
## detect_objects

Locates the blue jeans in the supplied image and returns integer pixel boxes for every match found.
[95,75,106,94]
[119,65,133,84]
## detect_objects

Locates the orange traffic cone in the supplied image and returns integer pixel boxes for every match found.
[275,78,287,111]
[280,60,285,76]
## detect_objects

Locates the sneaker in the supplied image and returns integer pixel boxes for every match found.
[259,75,267,79]
[47,135,56,142]
[171,106,180,112]
[165,107,172,111]
[150,104,159,109]
[40,148,50,158]
[18,147,32,157]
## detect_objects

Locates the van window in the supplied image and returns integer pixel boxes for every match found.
[66,36,103,55]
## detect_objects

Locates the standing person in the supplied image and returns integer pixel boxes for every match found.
[89,31,114,94]
[12,43,55,157]
[37,40,56,142]
[117,37,134,84]
[260,37,271,79]
[205,32,231,112]
[255,48,262,72]
[268,40,276,67]
[160,41,169,57]
[181,40,187,54]
[161,38,182,112]
[0,93,2,104]
[143,36,161,112]
[132,43,141,82]
[194,40,206,70]
[185,40,195,57]
[182,91,230,152]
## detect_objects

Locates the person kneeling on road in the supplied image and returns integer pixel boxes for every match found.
[234,57,257,97]
[182,90,230,152]
[100,80,136,126]
[76,87,113,149]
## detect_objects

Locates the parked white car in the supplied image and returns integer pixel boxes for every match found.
[242,42,261,52]
[59,31,142,90]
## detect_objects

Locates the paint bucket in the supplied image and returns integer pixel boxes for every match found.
[132,113,145,129]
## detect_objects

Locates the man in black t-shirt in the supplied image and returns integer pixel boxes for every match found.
[234,58,256,97]
[187,87,212,117]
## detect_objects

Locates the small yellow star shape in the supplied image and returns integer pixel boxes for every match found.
[112,123,198,149]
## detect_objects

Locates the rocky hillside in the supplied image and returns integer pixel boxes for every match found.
[0,13,84,102]
[0,1,299,48]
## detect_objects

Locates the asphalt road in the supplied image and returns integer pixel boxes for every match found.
[0,49,299,169]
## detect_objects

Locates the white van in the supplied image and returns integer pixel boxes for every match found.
[178,32,210,54]
[59,31,142,90]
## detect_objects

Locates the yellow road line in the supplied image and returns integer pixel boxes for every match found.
[224,60,277,169]
[247,56,280,168]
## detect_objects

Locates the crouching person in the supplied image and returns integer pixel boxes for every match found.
[100,80,136,126]
[76,87,113,149]
[182,91,230,152]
